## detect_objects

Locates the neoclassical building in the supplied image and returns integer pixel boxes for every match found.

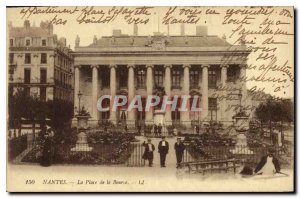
[73,26,250,127]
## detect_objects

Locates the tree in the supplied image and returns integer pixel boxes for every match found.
[8,88,74,140]
[255,98,294,123]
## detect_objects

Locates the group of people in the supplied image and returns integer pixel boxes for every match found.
[142,137,186,168]
[152,123,163,136]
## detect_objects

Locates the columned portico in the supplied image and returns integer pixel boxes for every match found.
[201,64,209,120]
[181,64,191,125]
[73,29,250,127]
[127,65,135,121]
[91,65,99,120]
[74,65,81,112]
[109,64,117,123]
[145,64,153,123]
[221,64,228,121]
[164,64,172,123]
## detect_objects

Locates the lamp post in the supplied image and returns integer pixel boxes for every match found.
[238,89,242,113]
[78,91,83,112]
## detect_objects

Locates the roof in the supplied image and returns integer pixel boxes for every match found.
[9,27,53,38]
[86,35,231,48]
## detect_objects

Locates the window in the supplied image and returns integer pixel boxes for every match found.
[227,65,239,82]
[40,69,47,83]
[102,67,110,87]
[172,68,181,88]
[190,96,200,121]
[118,67,128,88]
[60,72,63,85]
[190,69,199,88]
[42,39,47,46]
[208,69,217,88]
[40,87,46,101]
[24,68,31,83]
[26,39,31,46]
[208,98,217,121]
[9,53,14,64]
[101,98,110,120]
[9,39,13,47]
[41,53,47,64]
[171,97,181,122]
[137,68,146,88]
[136,98,146,121]
[154,69,163,87]
[25,53,31,64]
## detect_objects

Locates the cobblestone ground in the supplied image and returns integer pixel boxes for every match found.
[8,138,294,192]
[7,163,293,192]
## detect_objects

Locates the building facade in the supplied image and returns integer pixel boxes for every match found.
[73,26,250,127]
[8,20,74,102]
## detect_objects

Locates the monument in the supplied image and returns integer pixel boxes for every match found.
[71,131,93,152]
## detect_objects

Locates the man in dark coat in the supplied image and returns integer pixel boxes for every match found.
[158,123,163,136]
[154,124,158,137]
[196,125,200,135]
[142,139,155,167]
[158,136,169,167]
[254,148,281,175]
[174,137,186,168]
[40,132,52,167]
[137,124,141,135]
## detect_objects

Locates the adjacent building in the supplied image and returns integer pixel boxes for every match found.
[73,25,250,127]
[8,20,74,103]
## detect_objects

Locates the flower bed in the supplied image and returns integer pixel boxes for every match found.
[22,131,137,165]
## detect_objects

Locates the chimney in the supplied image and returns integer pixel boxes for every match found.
[59,37,66,47]
[133,24,138,36]
[112,29,122,37]
[75,35,80,47]
[180,23,185,36]
[196,26,208,36]
[24,20,30,28]
[48,22,53,34]
[93,35,97,44]
[8,21,12,29]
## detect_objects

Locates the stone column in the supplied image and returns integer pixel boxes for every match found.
[145,65,153,123]
[74,65,81,112]
[239,64,247,108]
[109,65,117,123]
[127,65,135,122]
[91,65,99,120]
[181,64,191,125]
[221,65,228,121]
[201,64,209,120]
[164,64,172,124]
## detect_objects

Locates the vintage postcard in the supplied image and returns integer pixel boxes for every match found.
[6,6,294,192]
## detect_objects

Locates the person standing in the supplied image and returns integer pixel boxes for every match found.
[254,148,281,175]
[174,137,186,168]
[158,123,163,137]
[137,124,141,135]
[196,125,200,135]
[40,131,52,167]
[154,124,158,137]
[142,139,155,167]
[158,136,169,167]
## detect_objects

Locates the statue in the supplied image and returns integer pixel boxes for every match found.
[75,35,80,47]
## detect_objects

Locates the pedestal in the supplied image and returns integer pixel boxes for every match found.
[71,131,92,152]
[230,133,253,154]
[76,115,90,129]
[234,116,250,132]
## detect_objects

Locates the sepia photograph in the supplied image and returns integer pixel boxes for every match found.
[5,5,294,192]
